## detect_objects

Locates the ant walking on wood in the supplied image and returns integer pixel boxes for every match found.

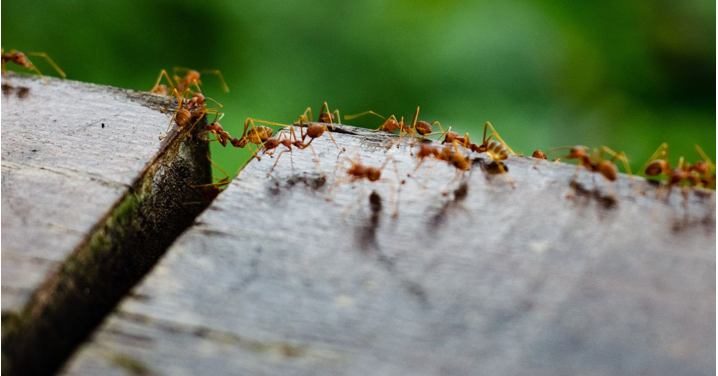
[150,67,229,96]
[441,122,515,186]
[331,155,401,217]
[345,107,445,153]
[299,101,342,127]
[1,49,66,84]
[642,143,715,194]
[554,145,633,199]
[159,89,223,140]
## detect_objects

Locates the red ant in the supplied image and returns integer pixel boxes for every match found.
[441,122,515,186]
[345,107,444,152]
[642,143,715,191]
[331,155,401,216]
[1,49,66,84]
[226,118,289,161]
[159,89,223,140]
[554,145,632,198]
[299,101,342,127]
[150,67,229,96]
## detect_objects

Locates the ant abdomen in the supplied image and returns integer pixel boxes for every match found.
[306,124,325,139]
[644,160,666,176]
[485,141,509,160]
[597,161,618,181]
[415,121,432,136]
[175,109,192,128]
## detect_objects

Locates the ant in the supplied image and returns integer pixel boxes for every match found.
[345,106,444,152]
[331,155,401,216]
[1,49,66,84]
[643,143,715,191]
[201,119,233,147]
[261,129,302,177]
[441,122,515,186]
[228,118,289,160]
[150,67,229,96]
[555,145,632,198]
[411,143,471,194]
[532,150,547,159]
[298,101,342,127]
[159,89,223,140]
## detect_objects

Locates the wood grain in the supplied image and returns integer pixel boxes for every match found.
[63,124,715,376]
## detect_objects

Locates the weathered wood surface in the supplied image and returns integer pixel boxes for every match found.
[63,124,715,375]
[1,73,212,375]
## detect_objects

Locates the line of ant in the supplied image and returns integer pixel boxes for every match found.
[6,50,706,209]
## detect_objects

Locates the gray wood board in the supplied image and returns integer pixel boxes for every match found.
[2,74,171,312]
[1,73,211,375]
[63,124,716,376]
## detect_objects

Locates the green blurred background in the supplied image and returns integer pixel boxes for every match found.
[3,0,715,176]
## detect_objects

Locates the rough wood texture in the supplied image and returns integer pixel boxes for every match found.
[63,124,715,376]
[1,73,213,375]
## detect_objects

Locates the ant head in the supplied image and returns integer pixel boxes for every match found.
[383,117,400,132]
[186,70,201,82]
[263,138,280,151]
[644,160,665,176]
[12,52,29,67]
[567,146,586,159]
[532,150,547,159]
[598,161,617,181]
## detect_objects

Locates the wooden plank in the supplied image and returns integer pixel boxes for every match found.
[1,73,213,375]
[62,124,715,376]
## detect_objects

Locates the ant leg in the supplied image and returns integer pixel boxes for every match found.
[342,180,367,217]
[159,92,186,140]
[333,109,342,125]
[267,149,291,177]
[25,61,49,85]
[323,125,345,152]
[345,110,387,121]
[640,143,669,175]
[200,69,230,93]
[441,169,464,196]
[602,146,641,195]
[695,144,715,167]
[307,144,325,178]
[152,69,176,94]
[483,122,515,155]
[300,107,314,123]
[204,96,224,109]
[320,102,334,129]
[27,52,66,78]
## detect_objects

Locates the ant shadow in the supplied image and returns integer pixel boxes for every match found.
[568,181,619,212]
[266,173,326,197]
[2,83,30,99]
[427,181,470,233]
[350,190,432,309]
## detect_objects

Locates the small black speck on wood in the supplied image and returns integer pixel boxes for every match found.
[62,124,715,375]
[1,73,213,376]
